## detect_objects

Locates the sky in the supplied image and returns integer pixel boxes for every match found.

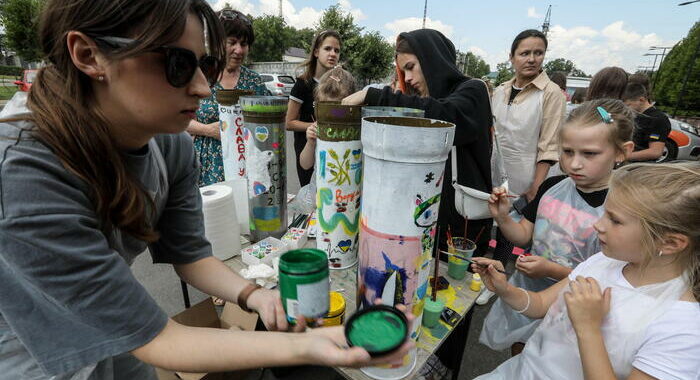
[207,0,699,75]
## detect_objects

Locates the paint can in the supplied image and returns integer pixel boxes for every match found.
[241,96,288,241]
[345,305,408,357]
[315,102,363,269]
[278,248,330,324]
[322,291,346,327]
[218,89,253,181]
[357,116,455,379]
[361,106,424,118]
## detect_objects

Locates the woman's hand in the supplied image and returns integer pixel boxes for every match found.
[488,187,512,220]
[302,303,415,368]
[246,288,289,331]
[515,255,552,279]
[564,276,611,334]
[471,258,508,294]
[341,89,368,106]
[306,123,317,141]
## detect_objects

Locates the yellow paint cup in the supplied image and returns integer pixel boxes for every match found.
[323,291,346,326]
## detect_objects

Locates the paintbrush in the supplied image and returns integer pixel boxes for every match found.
[474,225,487,245]
[432,225,441,302]
[439,251,508,273]
[463,215,468,243]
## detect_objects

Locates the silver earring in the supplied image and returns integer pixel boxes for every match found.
[98,75,104,81]
[658,250,663,257]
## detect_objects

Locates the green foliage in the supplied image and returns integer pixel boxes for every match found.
[290,28,316,54]
[249,15,294,62]
[457,51,490,78]
[495,61,514,85]
[347,31,394,84]
[0,0,43,62]
[0,64,23,76]
[248,5,394,83]
[543,58,588,77]
[315,5,393,84]
[654,22,700,112]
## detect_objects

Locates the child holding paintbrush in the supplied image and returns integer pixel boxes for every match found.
[479,99,635,356]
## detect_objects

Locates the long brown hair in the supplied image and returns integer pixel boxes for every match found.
[394,36,415,95]
[297,30,341,81]
[24,0,224,241]
[586,66,628,101]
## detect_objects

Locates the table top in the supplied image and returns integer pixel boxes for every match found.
[223,239,480,380]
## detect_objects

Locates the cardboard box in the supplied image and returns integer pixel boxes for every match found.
[156,299,259,380]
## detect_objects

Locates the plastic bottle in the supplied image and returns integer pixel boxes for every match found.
[470,273,483,292]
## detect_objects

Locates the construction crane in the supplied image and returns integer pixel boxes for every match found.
[422,0,428,29]
[542,5,552,36]
[279,0,283,18]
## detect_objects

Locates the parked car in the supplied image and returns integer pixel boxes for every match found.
[658,117,700,162]
[260,73,295,96]
[14,69,38,92]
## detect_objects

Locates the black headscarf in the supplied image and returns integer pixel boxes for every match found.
[398,29,468,98]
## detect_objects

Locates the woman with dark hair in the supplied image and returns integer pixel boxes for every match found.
[0,1,411,378]
[586,66,628,101]
[343,28,492,375]
[188,8,269,186]
[343,28,493,273]
[485,29,566,306]
[286,30,341,187]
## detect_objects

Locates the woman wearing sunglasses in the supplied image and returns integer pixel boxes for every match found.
[0,1,412,379]
[188,8,270,186]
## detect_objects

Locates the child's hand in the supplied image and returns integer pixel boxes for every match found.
[564,276,611,334]
[515,255,552,279]
[471,257,508,294]
[488,187,511,220]
[306,123,317,141]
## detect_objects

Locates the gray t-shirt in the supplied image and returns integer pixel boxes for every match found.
[0,117,212,377]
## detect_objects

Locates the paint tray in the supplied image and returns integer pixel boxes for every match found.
[241,237,288,266]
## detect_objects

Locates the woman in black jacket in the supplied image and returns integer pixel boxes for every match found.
[343,28,493,256]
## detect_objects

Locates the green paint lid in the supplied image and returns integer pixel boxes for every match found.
[279,249,328,275]
[345,305,408,357]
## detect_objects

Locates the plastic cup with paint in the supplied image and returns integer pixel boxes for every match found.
[345,305,408,357]
[446,238,476,280]
[422,298,445,328]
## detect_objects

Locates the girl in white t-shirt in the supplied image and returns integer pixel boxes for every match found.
[473,161,700,380]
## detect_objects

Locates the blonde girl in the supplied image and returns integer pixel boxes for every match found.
[480,99,634,355]
[473,161,700,379]
[299,67,356,171]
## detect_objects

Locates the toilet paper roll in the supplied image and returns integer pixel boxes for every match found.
[200,184,241,261]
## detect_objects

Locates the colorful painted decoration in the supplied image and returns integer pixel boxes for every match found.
[315,102,363,269]
[357,114,454,379]
[241,96,288,241]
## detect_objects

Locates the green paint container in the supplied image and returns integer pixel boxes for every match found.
[422,298,445,328]
[278,249,330,324]
[345,305,408,357]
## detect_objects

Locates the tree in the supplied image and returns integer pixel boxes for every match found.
[289,27,315,54]
[347,31,394,84]
[495,61,514,85]
[0,0,43,62]
[248,15,294,62]
[457,51,490,78]
[654,21,700,112]
[543,58,587,77]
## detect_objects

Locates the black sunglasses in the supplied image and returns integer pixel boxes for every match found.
[219,10,252,26]
[90,35,221,88]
